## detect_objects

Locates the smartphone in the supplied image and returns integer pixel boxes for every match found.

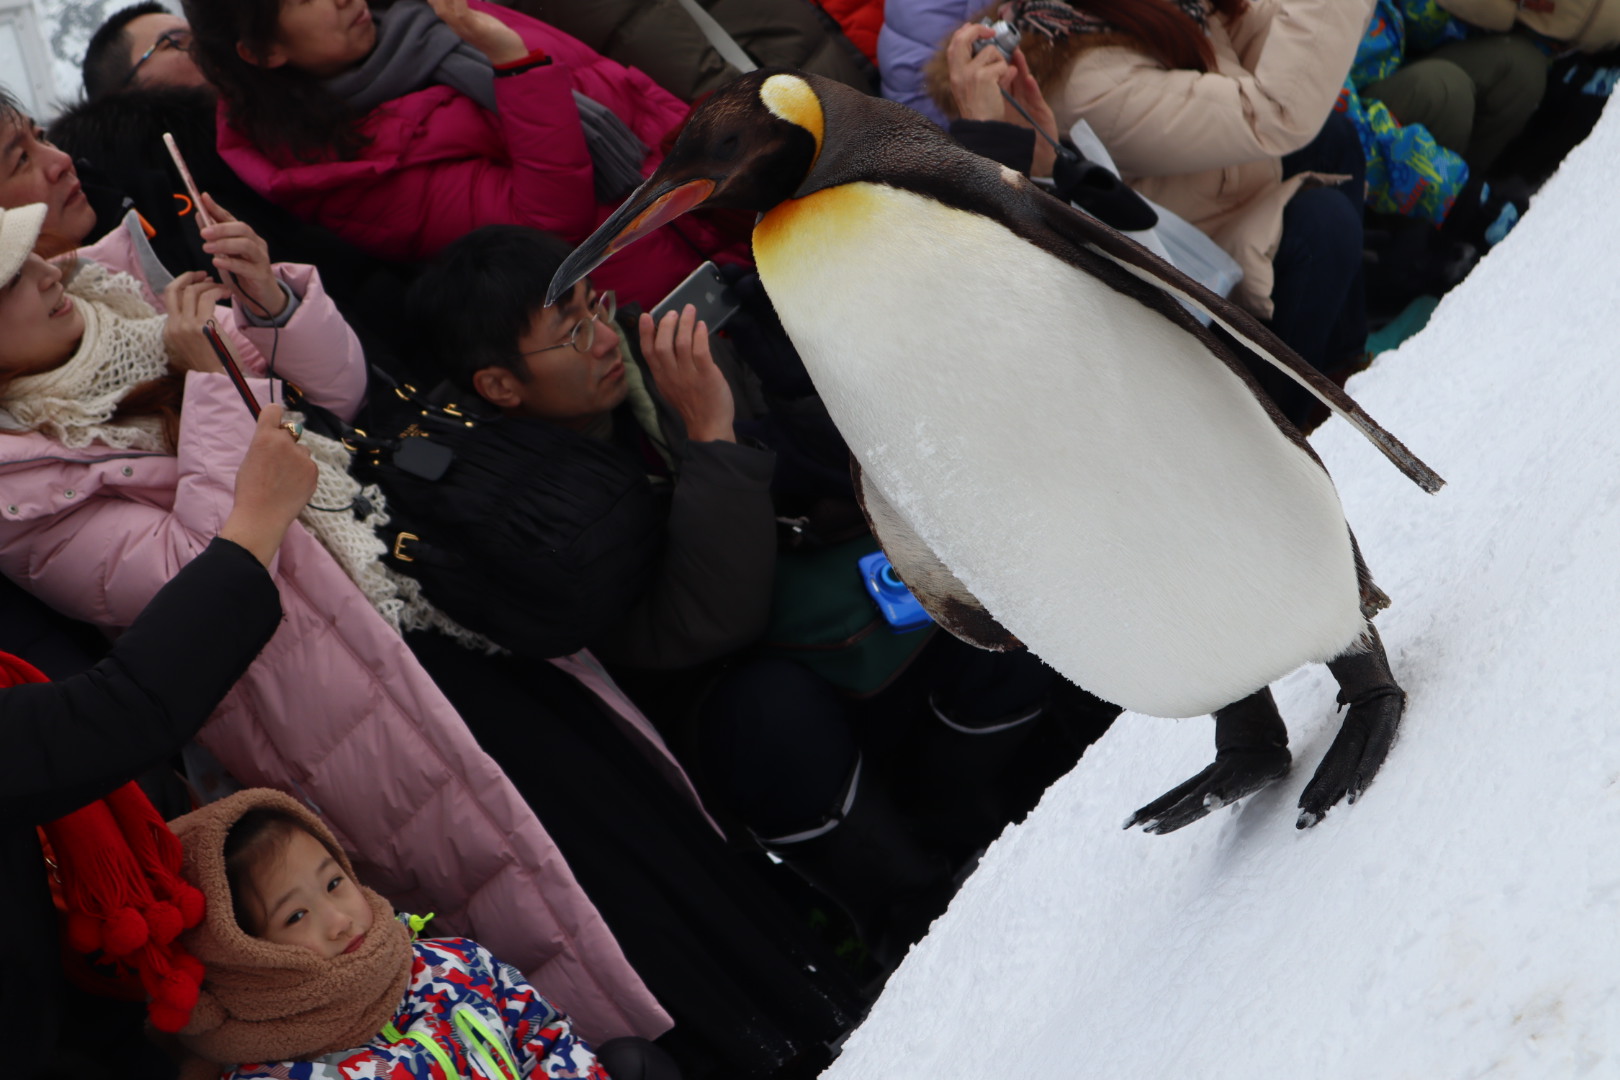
[202,321,262,419]
[163,132,215,229]
[650,261,740,330]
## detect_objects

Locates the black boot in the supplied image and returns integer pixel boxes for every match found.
[762,756,954,970]
[899,642,1062,861]
[1125,687,1293,835]
[1297,622,1405,827]
[906,690,1049,862]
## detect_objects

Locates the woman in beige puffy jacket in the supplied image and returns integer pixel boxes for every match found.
[932,0,1377,422]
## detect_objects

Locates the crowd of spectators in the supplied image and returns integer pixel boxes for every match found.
[0,0,1607,1076]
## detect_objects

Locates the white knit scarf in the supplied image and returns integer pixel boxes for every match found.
[5,262,170,451]
[2,263,497,652]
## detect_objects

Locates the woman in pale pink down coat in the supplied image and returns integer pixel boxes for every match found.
[0,209,676,1042]
[188,0,748,309]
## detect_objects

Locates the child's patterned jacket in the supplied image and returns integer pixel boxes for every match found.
[223,926,609,1080]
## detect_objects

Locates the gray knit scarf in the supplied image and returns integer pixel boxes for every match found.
[325,0,649,202]
[1003,0,1210,40]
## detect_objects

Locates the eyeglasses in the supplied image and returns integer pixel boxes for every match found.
[124,28,193,88]
[524,291,617,356]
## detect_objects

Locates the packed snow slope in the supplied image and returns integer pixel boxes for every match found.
[825,105,1620,1080]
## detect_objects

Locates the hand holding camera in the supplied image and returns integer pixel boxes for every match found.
[947,23,1017,123]
[945,20,1059,178]
[971,18,1022,60]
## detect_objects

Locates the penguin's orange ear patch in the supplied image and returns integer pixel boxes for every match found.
[760,74,824,156]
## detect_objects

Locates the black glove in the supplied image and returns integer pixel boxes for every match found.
[1051,143,1159,232]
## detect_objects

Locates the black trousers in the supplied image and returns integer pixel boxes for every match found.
[695,634,1060,840]
[1266,111,1370,421]
[405,632,862,1079]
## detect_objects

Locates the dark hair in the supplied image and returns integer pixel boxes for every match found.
[49,83,219,183]
[222,808,311,935]
[113,373,186,449]
[181,0,367,161]
[82,2,171,100]
[406,225,576,395]
[0,86,24,129]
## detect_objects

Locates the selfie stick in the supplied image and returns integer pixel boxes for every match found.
[202,321,262,419]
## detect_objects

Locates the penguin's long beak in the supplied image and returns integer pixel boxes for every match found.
[546,176,717,306]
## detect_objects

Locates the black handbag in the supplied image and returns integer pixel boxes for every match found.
[304,374,666,659]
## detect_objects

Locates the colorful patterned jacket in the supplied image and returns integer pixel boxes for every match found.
[1335,0,1471,222]
[223,926,608,1080]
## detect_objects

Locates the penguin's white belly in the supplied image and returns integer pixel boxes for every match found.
[753,182,1365,717]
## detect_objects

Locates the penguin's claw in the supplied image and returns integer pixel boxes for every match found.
[1126,747,1292,835]
[1296,686,1404,828]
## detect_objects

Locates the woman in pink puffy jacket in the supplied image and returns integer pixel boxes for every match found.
[0,176,856,1073]
[183,0,749,308]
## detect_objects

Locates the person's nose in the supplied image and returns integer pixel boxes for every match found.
[39,259,62,291]
[326,902,355,941]
[40,141,76,186]
[591,315,621,359]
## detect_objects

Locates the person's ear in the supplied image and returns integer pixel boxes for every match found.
[472,366,523,409]
[237,39,287,68]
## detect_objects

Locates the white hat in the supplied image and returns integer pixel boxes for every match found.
[0,202,47,285]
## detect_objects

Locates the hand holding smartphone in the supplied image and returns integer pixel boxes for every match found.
[159,140,260,418]
[164,133,287,320]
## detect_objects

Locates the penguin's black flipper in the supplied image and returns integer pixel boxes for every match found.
[1297,624,1406,828]
[852,461,1021,652]
[1125,688,1292,835]
[1010,186,1445,496]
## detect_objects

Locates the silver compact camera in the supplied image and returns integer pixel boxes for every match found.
[971,18,1022,60]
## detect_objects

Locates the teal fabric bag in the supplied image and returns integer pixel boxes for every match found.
[757,532,935,697]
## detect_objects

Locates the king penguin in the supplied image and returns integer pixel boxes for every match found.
[548,70,1444,832]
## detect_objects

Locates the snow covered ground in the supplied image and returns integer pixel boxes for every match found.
[826,97,1620,1080]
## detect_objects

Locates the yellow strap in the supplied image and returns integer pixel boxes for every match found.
[453,1008,521,1080]
[405,1031,459,1080]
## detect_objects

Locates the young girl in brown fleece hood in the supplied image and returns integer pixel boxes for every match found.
[169,788,676,1080]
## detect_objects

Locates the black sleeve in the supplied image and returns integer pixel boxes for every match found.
[0,537,282,823]
[948,118,1038,176]
[595,440,779,670]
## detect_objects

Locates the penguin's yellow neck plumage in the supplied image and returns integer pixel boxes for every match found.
[760,74,824,161]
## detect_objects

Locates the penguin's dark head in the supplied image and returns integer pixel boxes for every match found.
[546,70,826,305]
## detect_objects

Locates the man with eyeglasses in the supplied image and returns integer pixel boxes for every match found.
[83,3,208,101]
[407,224,781,672]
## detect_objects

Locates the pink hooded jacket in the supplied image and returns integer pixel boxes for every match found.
[217,1,746,309]
[0,217,695,1042]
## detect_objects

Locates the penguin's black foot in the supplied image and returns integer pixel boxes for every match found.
[1125,688,1291,835]
[1296,625,1405,829]
[1124,747,1292,834]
